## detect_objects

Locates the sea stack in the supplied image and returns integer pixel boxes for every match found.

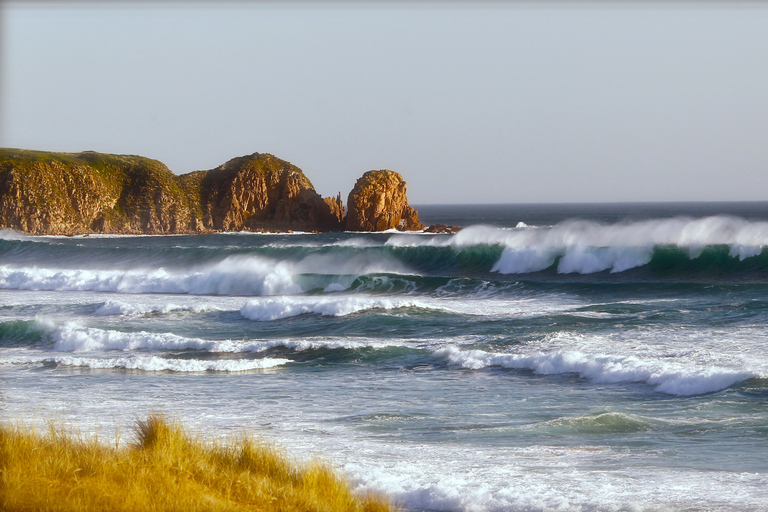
[345,170,424,232]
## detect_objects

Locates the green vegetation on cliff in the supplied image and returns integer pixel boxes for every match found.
[0,149,341,235]
[0,149,190,235]
[0,148,422,235]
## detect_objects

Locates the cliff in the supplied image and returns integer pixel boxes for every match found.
[185,153,341,232]
[0,149,192,235]
[0,148,422,235]
[345,170,424,231]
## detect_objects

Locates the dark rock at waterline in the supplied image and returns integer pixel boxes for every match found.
[424,224,462,234]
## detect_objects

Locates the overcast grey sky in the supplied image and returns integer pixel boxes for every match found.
[2,2,768,204]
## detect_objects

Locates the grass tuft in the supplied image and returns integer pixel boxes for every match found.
[0,416,396,512]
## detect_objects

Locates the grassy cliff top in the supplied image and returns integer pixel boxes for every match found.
[0,148,176,187]
[0,147,169,170]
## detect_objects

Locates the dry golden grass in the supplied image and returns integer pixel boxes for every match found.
[0,415,396,512]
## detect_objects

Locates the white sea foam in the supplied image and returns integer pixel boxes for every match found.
[0,256,300,295]
[52,355,290,372]
[435,346,764,396]
[94,299,221,317]
[54,324,207,352]
[51,323,260,353]
[332,238,383,247]
[49,322,406,354]
[344,444,768,512]
[240,296,442,321]
[257,337,406,351]
[239,295,581,321]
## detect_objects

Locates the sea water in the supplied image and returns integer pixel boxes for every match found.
[2,202,768,512]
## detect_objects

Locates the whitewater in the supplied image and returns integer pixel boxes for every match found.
[2,202,768,512]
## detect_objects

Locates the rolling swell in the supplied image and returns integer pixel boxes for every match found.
[0,319,51,347]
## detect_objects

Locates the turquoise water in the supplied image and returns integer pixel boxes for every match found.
[2,203,768,511]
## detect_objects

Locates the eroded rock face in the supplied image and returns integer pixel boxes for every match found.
[0,149,423,235]
[345,170,424,232]
[324,193,345,227]
[0,149,191,235]
[193,153,342,232]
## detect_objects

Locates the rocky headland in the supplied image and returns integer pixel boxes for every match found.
[0,148,426,235]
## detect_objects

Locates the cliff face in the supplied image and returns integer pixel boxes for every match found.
[0,149,191,235]
[345,170,424,232]
[193,153,341,232]
[0,148,422,235]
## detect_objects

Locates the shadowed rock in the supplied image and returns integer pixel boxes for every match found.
[189,152,341,232]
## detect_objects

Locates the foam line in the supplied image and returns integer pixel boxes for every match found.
[240,296,443,321]
[51,355,290,372]
[94,300,220,317]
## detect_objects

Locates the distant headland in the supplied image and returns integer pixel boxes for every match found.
[0,148,454,236]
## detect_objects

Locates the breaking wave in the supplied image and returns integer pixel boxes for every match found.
[389,216,768,279]
[2,216,768,295]
[0,252,413,296]
[48,323,407,354]
[435,346,765,396]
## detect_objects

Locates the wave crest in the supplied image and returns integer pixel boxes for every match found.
[435,346,763,396]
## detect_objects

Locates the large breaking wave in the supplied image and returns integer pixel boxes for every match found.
[1,216,768,296]
[389,215,768,277]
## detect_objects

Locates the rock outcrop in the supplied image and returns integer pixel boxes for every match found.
[0,149,192,235]
[0,148,423,235]
[190,153,341,232]
[424,224,462,234]
[345,170,424,232]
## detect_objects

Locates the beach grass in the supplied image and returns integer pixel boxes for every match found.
[0,415,396,512]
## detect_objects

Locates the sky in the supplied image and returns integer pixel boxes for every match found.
[1,1,768,205]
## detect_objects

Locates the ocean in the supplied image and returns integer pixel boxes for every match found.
[2,202,768,512]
